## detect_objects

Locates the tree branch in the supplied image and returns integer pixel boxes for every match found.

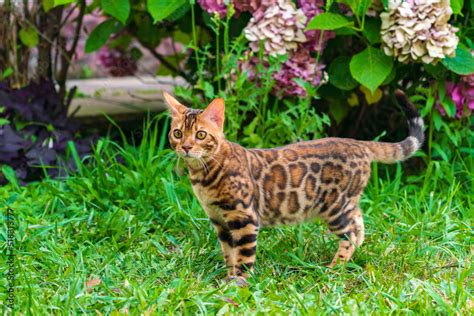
[58,0,85,112]
[144,45,192,83]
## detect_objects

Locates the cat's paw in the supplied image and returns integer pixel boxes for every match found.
[224,276,248,287]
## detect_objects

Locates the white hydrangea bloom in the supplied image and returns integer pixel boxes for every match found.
[380,0,459,64]
[244,0,307,56]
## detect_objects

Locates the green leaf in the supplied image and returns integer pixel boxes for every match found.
[85,19,120,53]
[203,81,215,99]
[362,18,381,44]
[2,67,13,79]
[19,26,39,47]
[450,0,464,14]
[350,46,393,94]
[306,13,353,31]
[0,118,10,126]
[53,0,75,6]
[341,0,372,18]
[354,0,372,18]
[1,165,19,188]
[381,66,396,85]
[329,101,349,124]
[147,0,187,23]
[334,27,358,36]
[167,2,191,21]
[43,0,55,12]
[432,110,443,131]
[329,56,358,91]
[101,0,130,25]
[441,44,474,75]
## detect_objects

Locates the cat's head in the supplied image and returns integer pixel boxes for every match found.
[163,92,225,160]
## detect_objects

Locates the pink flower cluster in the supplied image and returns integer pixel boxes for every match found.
[198,0,276,17]
[298,0,335,53]
[198,0,228,17]
[209,0,333,97]
[437,80,474,118]
[272,50,326,96]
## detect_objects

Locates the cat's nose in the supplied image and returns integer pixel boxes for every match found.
[182,144,192,153]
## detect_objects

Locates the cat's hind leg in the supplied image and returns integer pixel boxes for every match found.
[326,206,365,267]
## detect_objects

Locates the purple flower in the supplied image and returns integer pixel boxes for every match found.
[234,0,276,14]
[237,0,333,97]
[298,0,325,18]
[273,50,325,96]
[98,47,138,77]
[198,0,228,18]
[298,0,335,52]
[437,81,474,118]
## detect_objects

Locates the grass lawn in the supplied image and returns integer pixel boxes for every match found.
[1,124,473,314]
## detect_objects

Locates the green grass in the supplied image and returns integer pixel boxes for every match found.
[1,120,473,314]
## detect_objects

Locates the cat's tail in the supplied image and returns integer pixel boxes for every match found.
[366,89,424,163]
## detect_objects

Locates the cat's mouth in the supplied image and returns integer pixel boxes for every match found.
[177,151,203,159]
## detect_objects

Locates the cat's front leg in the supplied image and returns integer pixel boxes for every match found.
[225,210,259,287]
[211,220,237,277]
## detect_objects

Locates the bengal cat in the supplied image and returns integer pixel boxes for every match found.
[163,90,424,286]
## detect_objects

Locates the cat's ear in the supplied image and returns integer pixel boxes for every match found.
[201,98,225,129]
[163,92,188,116]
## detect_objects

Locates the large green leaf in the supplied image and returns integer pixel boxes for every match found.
[147,0,187,23]
[362,18,381,44]
[328,56,358,91]
[350,46,393,94]
[53,0,75,6]
[85,19,120,53]
[441,44,474,75]
[43,0,54,12]
[450,0,464,14]
[19,27,39,48]
[341,0,372,18]
[306,13,353,30]
[101,0,130,25]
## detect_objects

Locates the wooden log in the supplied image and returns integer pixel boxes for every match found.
[67,76,187,119]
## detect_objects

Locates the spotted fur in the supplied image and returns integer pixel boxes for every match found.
[163,90,424,286]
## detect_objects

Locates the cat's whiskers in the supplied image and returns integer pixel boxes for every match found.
[199,157,210,174]
[206,155,223,169]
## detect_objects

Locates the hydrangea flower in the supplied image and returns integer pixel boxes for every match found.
[239,0,332,96]
[198,0,279,17]
[234,0,276,14]
[198,0,228,18]
[380,0,459,64]
[244,0,307,56]
[273,50,326,96]
[298,0,335,52]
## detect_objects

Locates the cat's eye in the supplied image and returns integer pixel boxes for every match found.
[173,129,182,138]
[196,130,207,140]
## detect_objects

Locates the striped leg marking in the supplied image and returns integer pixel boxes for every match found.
[327,207,365,267]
